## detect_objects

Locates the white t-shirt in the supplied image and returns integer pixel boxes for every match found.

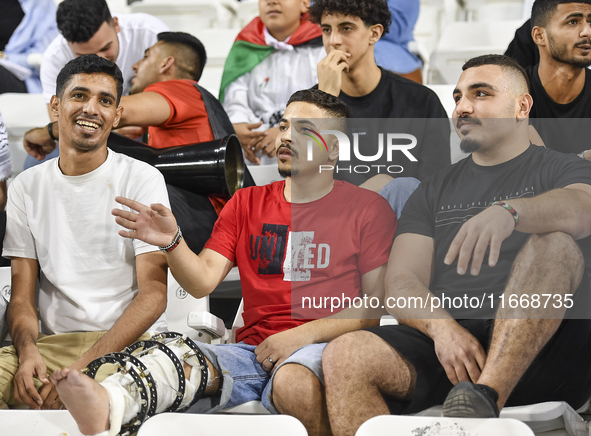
[40,13,169,103]
[3,150,170,334]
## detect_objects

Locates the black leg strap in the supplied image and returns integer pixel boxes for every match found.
[83,352,157,435]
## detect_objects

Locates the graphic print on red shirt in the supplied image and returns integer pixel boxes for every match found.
[205,180,397,345]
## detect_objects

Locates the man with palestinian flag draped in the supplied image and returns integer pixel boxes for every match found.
[221,0,325,165]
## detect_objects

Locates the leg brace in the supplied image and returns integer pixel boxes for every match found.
[82,332,209,436]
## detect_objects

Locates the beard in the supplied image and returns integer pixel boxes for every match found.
[277,143,299,178]
[548,31,591,68]
[460,138,481,153]
[278,167,298,178]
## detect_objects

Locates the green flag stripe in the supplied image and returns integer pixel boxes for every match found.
[219,41,274,103]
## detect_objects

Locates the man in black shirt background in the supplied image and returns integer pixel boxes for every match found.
[308,0,450,183]
[320,54,591,436]
[524,0,591,156]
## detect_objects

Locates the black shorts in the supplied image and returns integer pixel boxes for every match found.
[366,319,591,415]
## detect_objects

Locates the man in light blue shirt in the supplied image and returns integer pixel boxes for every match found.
[374,0,422,83]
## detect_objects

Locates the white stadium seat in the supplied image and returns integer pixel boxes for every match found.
[195,28,240,68]
[462,0,525,21]
[106,0,131,14]
[356,415,535,436]
[130,0,234,31]
[415,402,591,436]
[237,0,260,29]
[0,93,49,175]
[414,0,450,60]
[428,20,525,84]
[165,269,226,343]
[4,410,83,436]
[137,413,308,436]
[194,28,240,98]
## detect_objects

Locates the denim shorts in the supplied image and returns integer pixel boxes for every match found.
[184,342,327,414]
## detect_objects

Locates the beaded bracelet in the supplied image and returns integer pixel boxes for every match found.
[489,201,519,228]
[159,226,182,252]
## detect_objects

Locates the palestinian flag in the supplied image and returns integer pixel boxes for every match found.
[219,13,322,102]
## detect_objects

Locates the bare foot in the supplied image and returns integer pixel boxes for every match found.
[50,368,110,435]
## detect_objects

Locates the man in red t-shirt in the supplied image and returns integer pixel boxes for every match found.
[48,89,404,436]
[24,31,214,153]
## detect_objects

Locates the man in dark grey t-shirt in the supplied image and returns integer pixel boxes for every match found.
[321,54,591,436]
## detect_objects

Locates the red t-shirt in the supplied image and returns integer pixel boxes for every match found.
[144,79,214,149]
[144,79,225,214]
[204,180,397,345]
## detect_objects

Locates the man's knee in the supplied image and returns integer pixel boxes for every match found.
[523,232,584,276]
[273,363,322,414]
[323,331,374,378]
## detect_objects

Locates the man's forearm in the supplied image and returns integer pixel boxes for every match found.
[8,300,40,356]
[166,244,233,299]
[74,286,167,369]
[8,257,41,356]
[508,185,591,239]
[387,270,455,340]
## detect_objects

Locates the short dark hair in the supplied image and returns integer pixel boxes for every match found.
[157,32,207,81]
[531,0,591,27]
[56,54,124,104]
[287,89,350,118]
[462,54,531,93]
[309,0,392,34]
[57,0,112,43]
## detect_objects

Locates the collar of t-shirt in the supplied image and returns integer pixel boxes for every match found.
[264,27,294,51]
[56,148,113,183]
[468,142,535,173]
[338,67,386,103]
[532,64,589,113]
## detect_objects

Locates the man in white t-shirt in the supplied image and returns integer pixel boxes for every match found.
[41,0,169,119]
[0,55,170,411]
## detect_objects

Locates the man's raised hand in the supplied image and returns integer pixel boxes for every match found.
[112,196,178,248]
[317,49,351,97]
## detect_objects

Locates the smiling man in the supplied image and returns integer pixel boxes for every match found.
[41,0,168,121]
[0,55,170,410]
[25,31,228,254]
[321,54,591,436]
[46,89,398,436]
